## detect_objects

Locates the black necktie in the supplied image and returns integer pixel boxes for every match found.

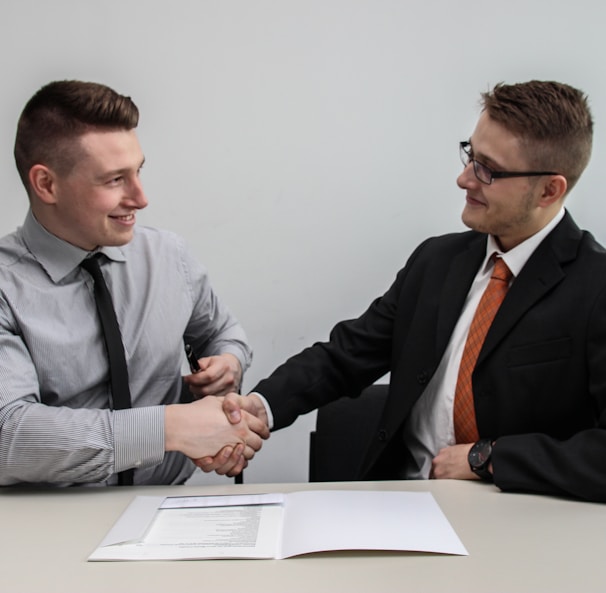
[81,254,134,485]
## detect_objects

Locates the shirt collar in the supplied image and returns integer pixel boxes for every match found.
[484,207,565,278]
[21,210,127,283]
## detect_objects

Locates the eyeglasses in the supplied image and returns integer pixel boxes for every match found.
[459,141,560,185]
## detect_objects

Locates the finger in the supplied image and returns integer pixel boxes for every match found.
[197,357,227,382]
[243,394,269,425]
[197,356,213,371]
[245,412,270,439]
[245,430,263,452]
[204,383,236,398]
[195,445,235,472]
[182,372,215,399]
[194,444,242,474]
[194,456,216,471]
[226,457,248,477]
[193,373,235,397]
[242,436,263,459]
[223,393,243,424]
[212,444,246,476]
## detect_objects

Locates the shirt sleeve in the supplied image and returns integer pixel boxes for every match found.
[0,394,166,485]
[179,238,252,375]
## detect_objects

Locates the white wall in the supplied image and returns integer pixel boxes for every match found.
[1,0,605,485]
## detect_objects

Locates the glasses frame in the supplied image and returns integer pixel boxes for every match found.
[459,141,560,185]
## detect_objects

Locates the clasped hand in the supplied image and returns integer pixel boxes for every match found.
[193,393,270,477]
[179,353,270,475]
[165,393,269,476]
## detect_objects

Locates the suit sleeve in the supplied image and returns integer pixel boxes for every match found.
[253,267,409,430]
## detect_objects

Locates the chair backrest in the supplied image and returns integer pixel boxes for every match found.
[309,384,389,481]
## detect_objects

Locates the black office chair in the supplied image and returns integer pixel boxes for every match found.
[309,384,389,482]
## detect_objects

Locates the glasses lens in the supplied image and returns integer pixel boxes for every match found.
[460,142,492,184]
[473,161,492,184]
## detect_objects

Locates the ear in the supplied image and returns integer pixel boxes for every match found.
[28,164,59,204]
[538,174,567,208]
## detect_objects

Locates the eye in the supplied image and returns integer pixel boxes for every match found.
[476,160,492,175]
[107,175,124,186]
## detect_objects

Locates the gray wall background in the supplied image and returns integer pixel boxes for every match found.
[1,0,605,485]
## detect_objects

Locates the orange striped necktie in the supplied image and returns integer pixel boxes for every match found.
[453,256,512,443]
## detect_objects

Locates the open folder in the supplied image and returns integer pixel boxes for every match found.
[89,490,468,561]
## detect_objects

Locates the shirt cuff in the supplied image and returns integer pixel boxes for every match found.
[113,406,165,473]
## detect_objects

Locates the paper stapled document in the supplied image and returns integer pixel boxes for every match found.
[89,489,468,561]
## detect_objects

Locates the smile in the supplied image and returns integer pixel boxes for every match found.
[465,194,486,207]
[110,213,137,226]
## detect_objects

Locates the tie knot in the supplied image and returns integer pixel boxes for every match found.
[492,257,512,283]
[80,253,103,278]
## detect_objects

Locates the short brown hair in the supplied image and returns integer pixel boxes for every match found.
[481,81,593,193]
[14,80,139,190]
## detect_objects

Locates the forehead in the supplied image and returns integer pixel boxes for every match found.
[77,129,143,169]
[470,112,528,169]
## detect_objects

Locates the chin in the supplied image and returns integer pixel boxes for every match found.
[461,212,479,232]
[105,233,134,247]
[461,211,490,235]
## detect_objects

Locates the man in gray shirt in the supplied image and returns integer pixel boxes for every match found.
[0,80,268,486]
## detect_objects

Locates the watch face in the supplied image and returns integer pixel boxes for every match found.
[469,440,492,469]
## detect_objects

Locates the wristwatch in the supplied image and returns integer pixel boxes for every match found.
[468,438,494,481]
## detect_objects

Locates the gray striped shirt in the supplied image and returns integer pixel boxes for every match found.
[0,210,251,486]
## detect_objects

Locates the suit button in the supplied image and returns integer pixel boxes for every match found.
[378,429,387,441]
[417,371,429,385]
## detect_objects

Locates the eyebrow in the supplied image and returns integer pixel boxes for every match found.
[468,139,507,171]
[98,157,146,181]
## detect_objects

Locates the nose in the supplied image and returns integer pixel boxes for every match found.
[128,176,149,209]
[457,161,477,190]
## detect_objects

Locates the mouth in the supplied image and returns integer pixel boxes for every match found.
[109,213,136,224]
[465,194,486,207]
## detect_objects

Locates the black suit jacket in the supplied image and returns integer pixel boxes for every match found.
[254,211,606,501]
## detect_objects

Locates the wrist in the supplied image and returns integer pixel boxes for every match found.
[468,438,494,481]
[164,404,183,452]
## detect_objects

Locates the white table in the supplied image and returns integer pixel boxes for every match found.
[2,479,605,593]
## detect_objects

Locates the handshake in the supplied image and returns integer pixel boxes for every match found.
[165,352,270,477]
[200,392,270,477]
[164,391,270,478]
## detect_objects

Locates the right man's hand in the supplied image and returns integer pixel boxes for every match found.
[194,393,270,476]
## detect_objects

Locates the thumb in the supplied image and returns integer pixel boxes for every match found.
[197,356,212,371]
[222,393,242,424]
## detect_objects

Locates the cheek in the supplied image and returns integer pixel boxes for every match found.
[80,190,119,216]
[483,189,513,213]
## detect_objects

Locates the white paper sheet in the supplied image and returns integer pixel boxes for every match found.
[89,490,467,561]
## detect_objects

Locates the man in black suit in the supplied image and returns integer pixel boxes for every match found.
[202,80,606,502]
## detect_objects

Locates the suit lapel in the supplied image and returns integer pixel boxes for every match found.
[478,212,581,363]
[436,235,486,358]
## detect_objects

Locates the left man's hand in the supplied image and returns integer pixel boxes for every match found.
[430,443,478,480]
[183,353,242,398]
[194,393,270,477]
